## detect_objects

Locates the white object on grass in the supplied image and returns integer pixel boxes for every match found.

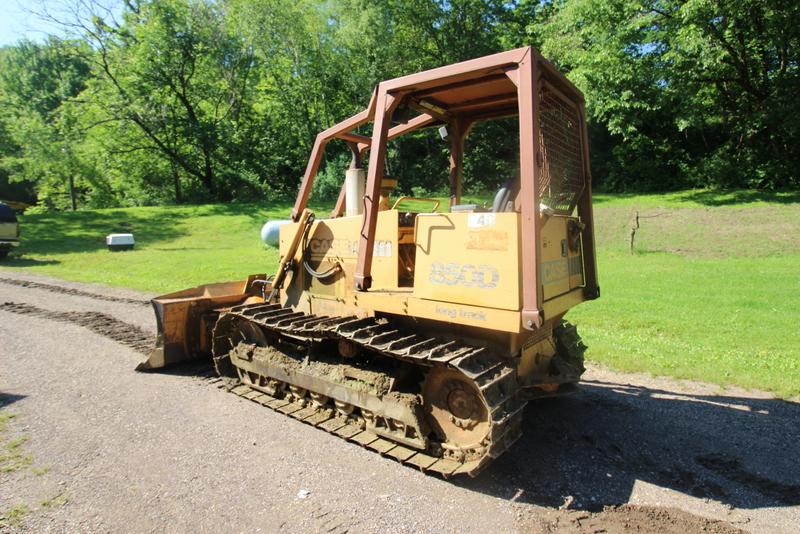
[106,233,135,251]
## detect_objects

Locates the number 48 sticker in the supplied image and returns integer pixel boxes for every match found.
[467,213,496,228]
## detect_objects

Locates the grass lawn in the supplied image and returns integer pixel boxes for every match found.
[0,202,291,293]
[2,190,799,398]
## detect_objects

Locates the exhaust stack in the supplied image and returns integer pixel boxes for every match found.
[345,168,365,216]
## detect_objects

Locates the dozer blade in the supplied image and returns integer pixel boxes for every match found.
[138,275,268,371]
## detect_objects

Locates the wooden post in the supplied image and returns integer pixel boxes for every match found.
[629,210,640,254]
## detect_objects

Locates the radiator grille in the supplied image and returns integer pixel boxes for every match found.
[538,87,585,214]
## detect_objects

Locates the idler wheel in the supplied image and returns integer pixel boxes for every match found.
[236,321,269,347]
[423,367,489,450]
[214,318,268,379]
[338,339,359,359]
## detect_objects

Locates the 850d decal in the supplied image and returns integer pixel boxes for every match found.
[428,262,499,288]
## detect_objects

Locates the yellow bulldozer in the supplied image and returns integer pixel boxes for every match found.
[139,46,599,477]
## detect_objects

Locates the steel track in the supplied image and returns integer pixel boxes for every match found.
[212,302,528,477]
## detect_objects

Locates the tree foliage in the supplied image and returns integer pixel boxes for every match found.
[0,38,94,209]
[539,0,800,189]
[0,0,796,210]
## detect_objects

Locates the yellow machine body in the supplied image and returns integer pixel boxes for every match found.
[143,46,599,476]
[278,209,586,336]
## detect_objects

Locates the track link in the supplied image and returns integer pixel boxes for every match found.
[212,302,527,477]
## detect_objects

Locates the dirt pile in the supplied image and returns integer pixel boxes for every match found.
[0,277,148,305]
[522,504,745,533]
[0,301,152,354]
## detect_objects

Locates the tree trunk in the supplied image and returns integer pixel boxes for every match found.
[172,163,182,204]
[68,174,77,211]
[202,153,215,198]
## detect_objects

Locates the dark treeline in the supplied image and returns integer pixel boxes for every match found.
[0,0,797,211]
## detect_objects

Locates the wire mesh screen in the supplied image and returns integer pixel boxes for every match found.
[538,86,585,214]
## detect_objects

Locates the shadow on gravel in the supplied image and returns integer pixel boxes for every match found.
[152,360,216,378]
[0,392,26,408]
[459,380,800,512]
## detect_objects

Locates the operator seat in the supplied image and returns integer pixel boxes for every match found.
[492,179,519,213]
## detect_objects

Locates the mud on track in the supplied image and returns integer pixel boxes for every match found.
[0,277,149,306]
[0,301,153,354]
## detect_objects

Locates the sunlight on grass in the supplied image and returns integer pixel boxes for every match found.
[568,250,800,397]
[40,492,68,509]
[0,411,17,433]
[0,503,29,528]
[2,201,291,293]
[0,411,32,473]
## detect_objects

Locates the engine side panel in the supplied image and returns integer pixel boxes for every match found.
[413,212,521,310]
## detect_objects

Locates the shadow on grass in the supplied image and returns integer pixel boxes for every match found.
[593,189,800,206]
[678,189,800,206]
[629,248,698,257]
[461,380,800,511]
[166,199,300,227]
[150,247,219,251]
[592,191,655,205]
[17,209,194,255]
[6,200,301,263]
[0,257,60,267]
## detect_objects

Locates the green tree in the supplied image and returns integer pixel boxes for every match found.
[0,38,94,210]
[78,0,256,202]
[535,0,800,190]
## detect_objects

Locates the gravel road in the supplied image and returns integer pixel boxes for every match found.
[1,271,798,533]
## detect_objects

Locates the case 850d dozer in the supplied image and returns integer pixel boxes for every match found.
[140,46,599,477]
